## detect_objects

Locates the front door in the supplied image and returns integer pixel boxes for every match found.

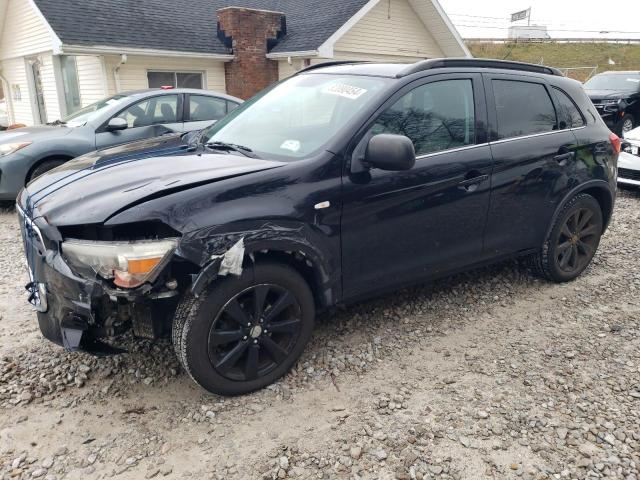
[482,74,580,257]
[341,74,493,300]
[95,94,183,149]
[28,58,47,124]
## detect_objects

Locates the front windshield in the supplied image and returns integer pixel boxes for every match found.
[201,74,391,160]
[584,74,640,92]
[62,94,132,127]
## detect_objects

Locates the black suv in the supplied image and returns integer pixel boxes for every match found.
[18,59,619,395]
[584,71,640,136]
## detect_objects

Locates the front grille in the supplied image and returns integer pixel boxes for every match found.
[619,168,640,181]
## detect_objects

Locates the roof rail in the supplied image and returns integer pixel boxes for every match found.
[396,58,563,78]
[296,60,367,75]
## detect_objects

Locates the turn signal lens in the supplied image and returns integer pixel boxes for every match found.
[126,257,163,275]
[609,132,621,155]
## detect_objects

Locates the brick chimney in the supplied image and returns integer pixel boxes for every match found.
[217,7,286,99]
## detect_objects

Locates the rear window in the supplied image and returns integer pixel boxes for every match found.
[552,87,586,129]
[493,80,558,140]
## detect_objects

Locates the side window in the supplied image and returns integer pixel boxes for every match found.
[553,87,586,129]
[493,80,557,139]
[227,101,240,113]
[116,95,178,128]
[370,79,475,156]
[189,95,227,122]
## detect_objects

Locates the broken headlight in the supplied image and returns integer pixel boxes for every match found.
[62,239,178,288]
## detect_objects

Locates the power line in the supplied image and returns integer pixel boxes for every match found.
[448,12,638,30]
[453,24,640,34]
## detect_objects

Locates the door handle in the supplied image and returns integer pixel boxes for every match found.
[553,152,575,165]
[458,173,489,191]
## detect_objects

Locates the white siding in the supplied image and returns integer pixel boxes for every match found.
[330,51,425,63]
[0,57,32,124]
[407,0,467,57]
[0,0,54,60]
[103,55,226,95]
[38,53,59,121]
[76,55,106,107]
[335,0,444,59]
[277,59,306,80]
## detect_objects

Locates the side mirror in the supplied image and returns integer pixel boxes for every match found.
[364,134,416,171]
[107,117,128,132]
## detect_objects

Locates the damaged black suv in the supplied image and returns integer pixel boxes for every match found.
[18,59,618,395]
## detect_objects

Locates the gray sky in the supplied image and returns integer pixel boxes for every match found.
[438,0,640,39]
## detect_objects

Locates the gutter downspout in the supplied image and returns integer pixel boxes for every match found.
[113,53,127,93]
[0,69,15,125]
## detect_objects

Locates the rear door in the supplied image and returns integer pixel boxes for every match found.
[95,94,183,149]
[184,94,239,132]
[341,73,493,300]
[483,74,580,257]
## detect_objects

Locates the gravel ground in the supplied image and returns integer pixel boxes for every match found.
[1,190,639,480]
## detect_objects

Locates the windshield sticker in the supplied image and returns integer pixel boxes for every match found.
[280,140,301,152]
[323,83,368,100]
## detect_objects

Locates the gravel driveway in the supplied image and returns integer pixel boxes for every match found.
[1,190,639,480]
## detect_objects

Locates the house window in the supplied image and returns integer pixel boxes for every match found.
[147,71,203,89]
[60,55,82,115]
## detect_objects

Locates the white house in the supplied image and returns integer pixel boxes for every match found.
[0,0,469,126]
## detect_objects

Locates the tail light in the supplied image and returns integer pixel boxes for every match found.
[609,132,621,154]
[160,85,174,90]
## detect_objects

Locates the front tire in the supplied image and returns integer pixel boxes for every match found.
[27,159,66,184]
[173,261,315,396]
[530,193,603,283]
[618,114,635,136]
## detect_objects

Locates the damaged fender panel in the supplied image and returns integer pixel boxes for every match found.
[180,222,339,304]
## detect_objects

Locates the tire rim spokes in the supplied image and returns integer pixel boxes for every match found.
[556,208,599,273]
[623,119,633,133]
[208,284,302,382]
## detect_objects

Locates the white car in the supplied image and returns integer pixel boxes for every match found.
[0,100,8,130]
[619,126,640,187]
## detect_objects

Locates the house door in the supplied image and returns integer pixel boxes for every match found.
[28,59,47,124]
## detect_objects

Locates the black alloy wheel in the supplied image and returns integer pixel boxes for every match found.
[173,261,315,396]
[530,193,603,283]
[555,207,600,275]
[208,284,302,382]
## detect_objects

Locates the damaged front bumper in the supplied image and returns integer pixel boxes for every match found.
[17,204,175,354]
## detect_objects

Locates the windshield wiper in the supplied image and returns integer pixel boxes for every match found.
[205,141,259,158]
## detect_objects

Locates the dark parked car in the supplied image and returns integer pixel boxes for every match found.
[0,88,241,200]
[18,59,619,395]
[584,71,640,136]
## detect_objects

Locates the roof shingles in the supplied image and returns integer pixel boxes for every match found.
[33,0,370,55]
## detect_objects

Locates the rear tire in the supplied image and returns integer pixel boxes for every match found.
[530,193,603,283]
[27,159,67,184]
[173,261,315,396]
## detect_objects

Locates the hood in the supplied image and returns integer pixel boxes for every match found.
[0,125,73,144]
[585,90,628,100]
[22,134,286,226]
[624,125,640,142]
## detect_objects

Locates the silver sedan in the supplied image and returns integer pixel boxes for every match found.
[0,88,241,200]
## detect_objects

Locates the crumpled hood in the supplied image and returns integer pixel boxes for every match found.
[0,125,72,144]
[21,134,286,226]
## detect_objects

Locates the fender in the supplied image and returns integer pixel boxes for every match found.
[544,179,614,239]
[179,221,338,306]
